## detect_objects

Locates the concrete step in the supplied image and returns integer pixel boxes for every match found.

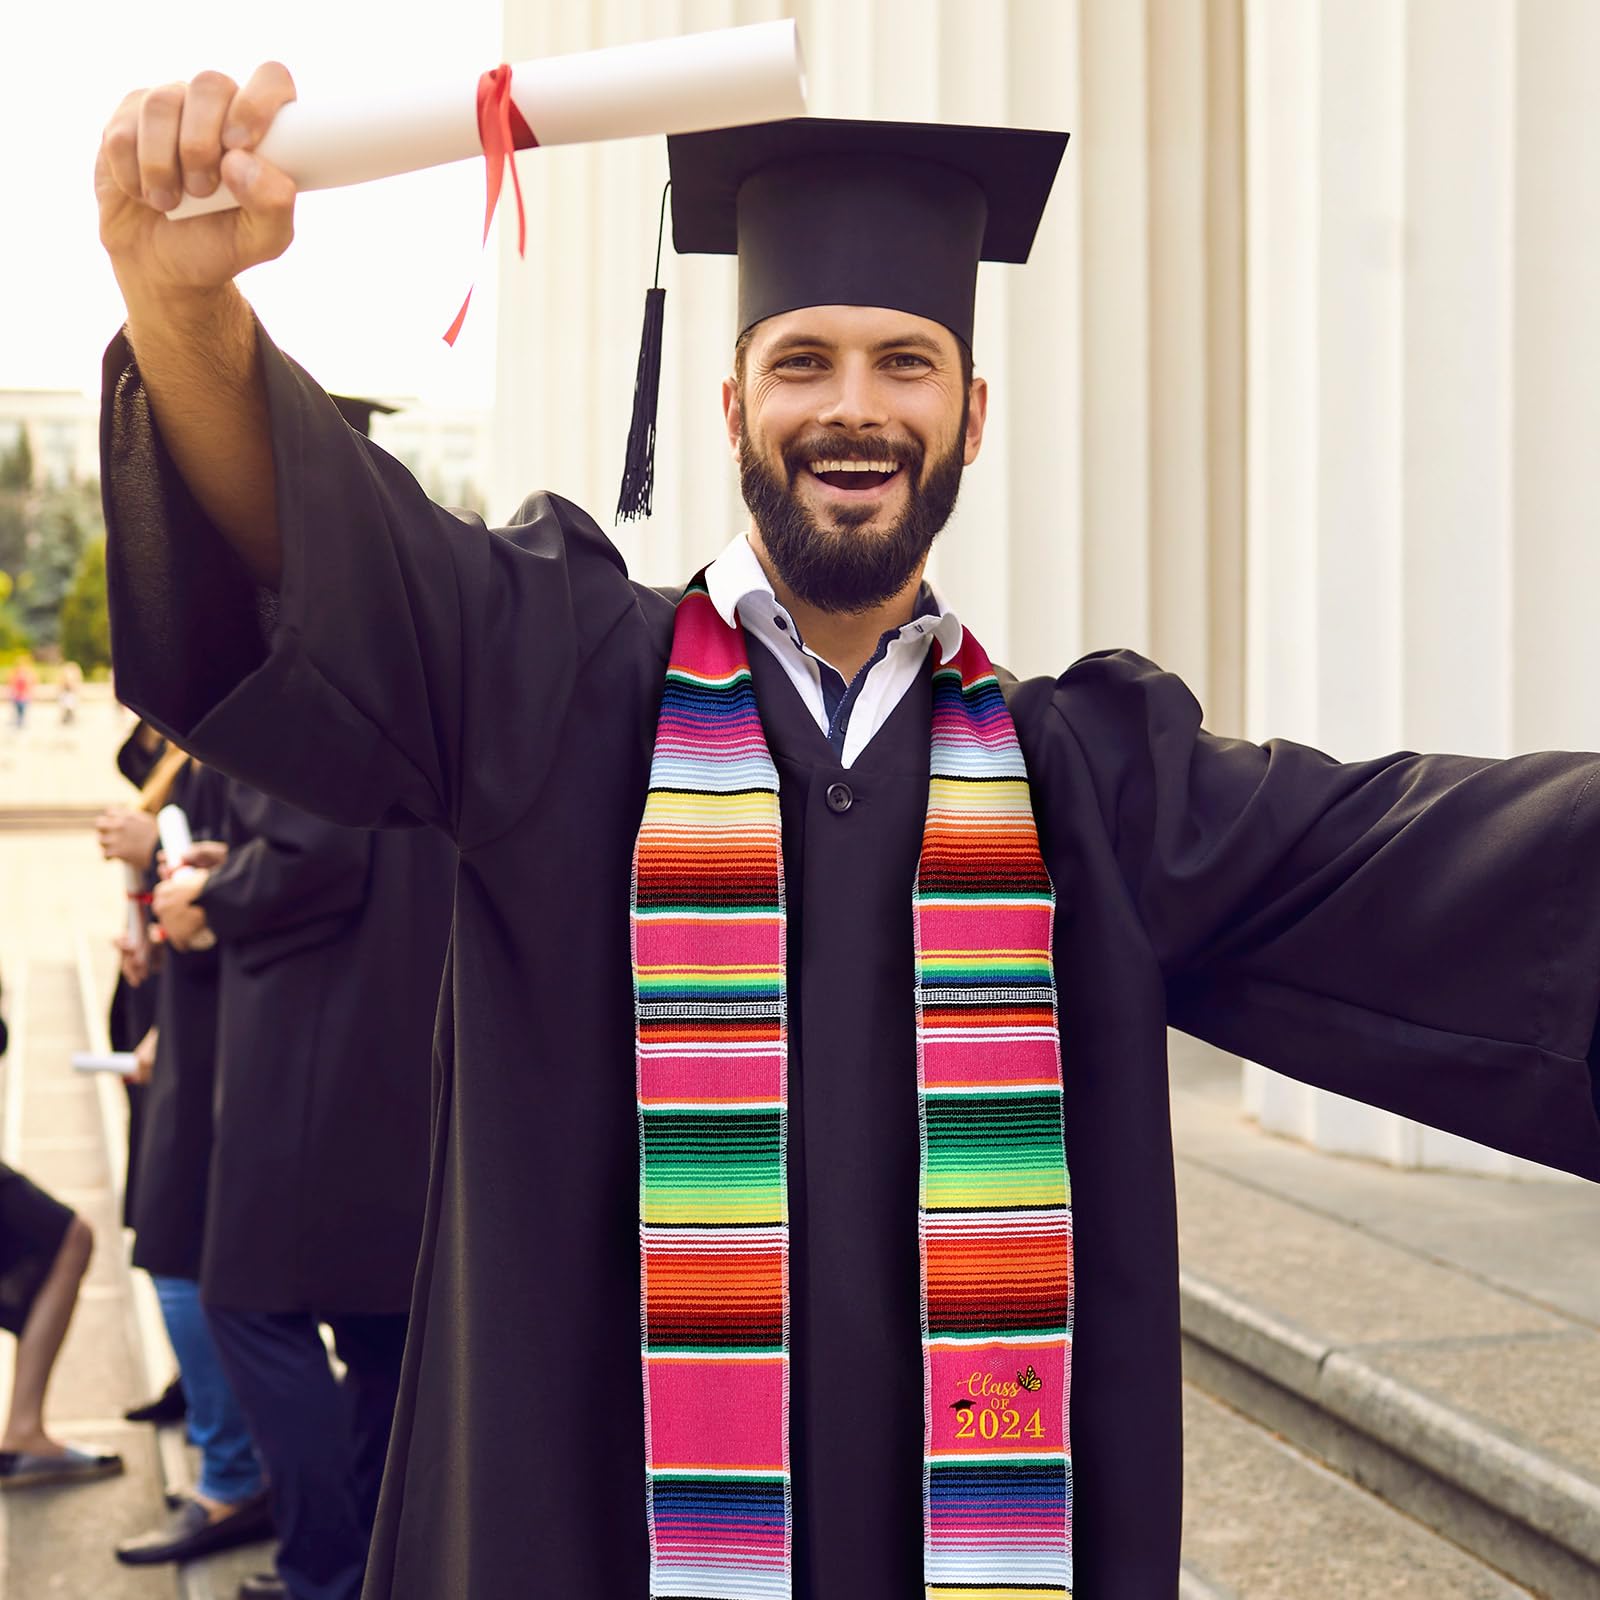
[1173,1053,1600,1598]
[1181,1382,1539,1598]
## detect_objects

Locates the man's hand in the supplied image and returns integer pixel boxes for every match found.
[181,841,230,872]
[131,1026,158,1087]
[96,66,294,589]
[115,931,152,988]
[96,806,159,869]
[152,869,211,951]
[96,64,299,309]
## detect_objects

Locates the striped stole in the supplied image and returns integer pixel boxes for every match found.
[632,577,1073,1599]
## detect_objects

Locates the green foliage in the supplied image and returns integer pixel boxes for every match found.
[0,599,29,654]
[0,496,25,577]
[0,431,33,492]
[58,536,110,671]
[16,483,102,647]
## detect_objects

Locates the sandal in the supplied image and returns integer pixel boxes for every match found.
[0,1444,123,1490]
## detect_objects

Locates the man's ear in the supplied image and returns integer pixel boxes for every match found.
[962,376,989,467]
[721,378,743,463]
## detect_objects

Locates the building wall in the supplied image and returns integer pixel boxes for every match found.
[369,408,494,515]
[0,392,101,487]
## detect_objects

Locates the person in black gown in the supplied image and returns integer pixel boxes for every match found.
[114,758,275,1568]
[93,65,1600,1600]
[148,774,452,1600]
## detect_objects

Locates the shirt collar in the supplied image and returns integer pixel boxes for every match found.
[702,532,965,663]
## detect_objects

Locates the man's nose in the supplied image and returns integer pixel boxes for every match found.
[816,362,890,431]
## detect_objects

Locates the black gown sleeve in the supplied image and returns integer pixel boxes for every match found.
[101,323,639,847]
[1018,649,1600,1179]
[196,784,370,962]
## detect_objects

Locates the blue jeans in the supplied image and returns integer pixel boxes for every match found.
[151,1275,263,1503]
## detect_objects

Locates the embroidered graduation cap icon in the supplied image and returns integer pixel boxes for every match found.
[614,114,1070,521]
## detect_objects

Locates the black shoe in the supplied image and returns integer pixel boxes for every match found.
[238,1575,286,1599]
[114,1487,274,1565]
[124,1377,187,1426]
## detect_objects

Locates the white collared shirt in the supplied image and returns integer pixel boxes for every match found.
[703,532,964,769]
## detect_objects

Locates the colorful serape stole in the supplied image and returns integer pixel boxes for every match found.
[632,577,1072,1600]
[917,642,1073,1600]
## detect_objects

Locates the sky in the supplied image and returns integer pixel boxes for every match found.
[2,0,505,408]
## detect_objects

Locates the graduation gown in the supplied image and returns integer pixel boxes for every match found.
[101,330,1600,1599]
[128,760,228,1281]
[110,723,163,1228]
[195,780,453,1314]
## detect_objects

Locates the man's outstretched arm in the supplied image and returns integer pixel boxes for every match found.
[97,63,298,587]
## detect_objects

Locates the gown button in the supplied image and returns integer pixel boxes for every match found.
[825,782,854,814]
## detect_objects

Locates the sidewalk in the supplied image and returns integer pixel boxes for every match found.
[0,687,133,818]
[1172,1033,1600,1597]
[0,833,271,1598]
[0,834,168,1598]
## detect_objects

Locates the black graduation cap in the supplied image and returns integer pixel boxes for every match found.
[328,394,399,439]
[615,115,1070,522]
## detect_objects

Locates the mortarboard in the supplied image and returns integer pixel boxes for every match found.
[616,115,1069,520]
[328,394,400,440]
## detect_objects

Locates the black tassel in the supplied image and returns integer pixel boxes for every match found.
[616,182,672,523]
[616,286,666,522]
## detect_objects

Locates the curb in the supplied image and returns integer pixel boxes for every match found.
[1180,1266,1600,1596]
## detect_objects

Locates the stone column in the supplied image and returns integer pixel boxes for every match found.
[1242,0,1598,1177]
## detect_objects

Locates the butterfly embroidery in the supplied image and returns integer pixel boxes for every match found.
[1016,1364,1042,1393]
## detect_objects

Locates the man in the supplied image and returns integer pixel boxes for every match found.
[147,667,452,1598]
[96,65,1600,1600]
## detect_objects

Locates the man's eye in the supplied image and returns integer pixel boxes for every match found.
[775,355,822,371]
[886,354,931,370]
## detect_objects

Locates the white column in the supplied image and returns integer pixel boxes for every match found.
[1243,0,1592,1178]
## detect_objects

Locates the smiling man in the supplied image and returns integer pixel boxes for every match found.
[95,66,1600,1600]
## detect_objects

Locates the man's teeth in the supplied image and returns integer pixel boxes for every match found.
[809,460,901,474]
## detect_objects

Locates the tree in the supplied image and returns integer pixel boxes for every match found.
[58,537,110,671]
[0,570,28,654]
[0,431,31,578]
[0,431,33,491]
[0,497,25,579]
[16,483,100,647]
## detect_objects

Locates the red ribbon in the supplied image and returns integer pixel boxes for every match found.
[444,65,539,347]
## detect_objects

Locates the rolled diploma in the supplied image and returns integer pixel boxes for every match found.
[155,804,218,951]
[124,862,147,949]
[170,18,806,221]
[72,1052,139,1077]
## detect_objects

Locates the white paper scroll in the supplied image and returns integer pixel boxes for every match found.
[124,862,147,950]
[155,803,218,950]
[169,19,806,221]
[71,1052,139,1077]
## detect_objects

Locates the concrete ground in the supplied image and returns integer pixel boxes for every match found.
[1173,1036,1600,1596]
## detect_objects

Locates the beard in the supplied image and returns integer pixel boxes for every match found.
[737,408,968,616]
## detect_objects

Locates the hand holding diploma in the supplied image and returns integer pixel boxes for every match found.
[151,807,224,953]
[96,63,300,307]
